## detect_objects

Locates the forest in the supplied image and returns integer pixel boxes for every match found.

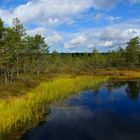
[1,18,140,140]
[1,0,140,139]
[0,18,140,84]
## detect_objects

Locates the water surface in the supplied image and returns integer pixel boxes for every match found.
[22,80,140,140]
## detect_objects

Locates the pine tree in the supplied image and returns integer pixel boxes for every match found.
[126,37,140,67]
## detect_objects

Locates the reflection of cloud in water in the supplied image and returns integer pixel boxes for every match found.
[48,106,95,121]
[22,80,140,140]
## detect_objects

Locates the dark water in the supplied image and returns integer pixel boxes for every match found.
[22,80,140,140]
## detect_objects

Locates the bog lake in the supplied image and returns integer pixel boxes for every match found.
[21,79,140,140]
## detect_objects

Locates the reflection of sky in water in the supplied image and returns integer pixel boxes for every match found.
[22,80,140,140]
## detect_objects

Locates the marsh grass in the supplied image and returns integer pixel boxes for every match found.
[0,75,108,139]
[96,69,140,79]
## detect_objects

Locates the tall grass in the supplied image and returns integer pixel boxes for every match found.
[0,75,108,139]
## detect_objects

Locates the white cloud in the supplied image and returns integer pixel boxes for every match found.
[0,0,118,26]
[105,16,121,22]
[47,33,63,45]
[58,18,140,52]
[0,9,13,25]
[27,27,47,36]
[99,40,113,47]
[0,0,93,25]
[128,0,140,4]
[0,0,140,52]
[65,35,87,49]
[93,13,122,23]
[27,28,63,47]
[2,11,140,52]
[92,0,117,9]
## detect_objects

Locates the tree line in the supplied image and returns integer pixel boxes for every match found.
[0,18,140,84]
[0,18,49,84]
[45,37,140,73]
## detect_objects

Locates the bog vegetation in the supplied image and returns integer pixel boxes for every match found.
[0,75,108,139]
[0,17,140,139]
[0,18,140,84]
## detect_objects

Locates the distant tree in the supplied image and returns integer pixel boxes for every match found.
[0,18,4,72]
[0,18,49,84]
[0,18,4,40]
[117,47,126,68]
[126,37,140,67]
[32,34,49,75]
[23,34,49,75]
[1,17,140,85]
[92,48,99,70]
[0,18,6,82]
[12,18,26,76]
[107,47,126,68]
[0,24,17,83]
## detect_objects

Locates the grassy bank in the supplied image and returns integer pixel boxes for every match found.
[92,69,140,79]
[0,75,108,139]
[1,70,140,99]
[0,73,55,99]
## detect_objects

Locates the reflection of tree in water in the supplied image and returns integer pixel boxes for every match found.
[126,80,140,101]
[106,81,127,92]
[93,86,100,96]
[106,80,140,101]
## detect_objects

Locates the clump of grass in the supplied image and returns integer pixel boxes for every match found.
[0,75,108,139]
[115,70,140,79]
[97,69,140,79]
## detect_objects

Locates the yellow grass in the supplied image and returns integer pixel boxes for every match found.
[0,75,108,139]
[94,69,140,79]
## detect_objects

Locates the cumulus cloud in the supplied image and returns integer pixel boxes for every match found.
[27,27,47,36]
[105,16,121,23]
[0,0,93,25]
[27,28,64,50]
[47,33,63,45]
[26,18,140,52]
[0,9,13,25]
[87,26,140,51]
[65,35,87,49]
[92,0,117,9]
[99,40,113,47]
[128,0,140,4]
[0,0,140,52]
[49,18,140,52]
[93,13,122,24]
[0,0,119,25]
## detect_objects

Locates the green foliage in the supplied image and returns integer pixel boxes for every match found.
[0,75,108,138]
[126,37,140,67]
[0,18,49,84]
[0,17,140,84]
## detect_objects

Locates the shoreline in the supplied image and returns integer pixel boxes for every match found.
[0,75,108,139]
[0,71,140,139]
[1,69,140,99]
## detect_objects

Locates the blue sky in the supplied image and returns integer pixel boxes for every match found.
[0,0,140,52]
